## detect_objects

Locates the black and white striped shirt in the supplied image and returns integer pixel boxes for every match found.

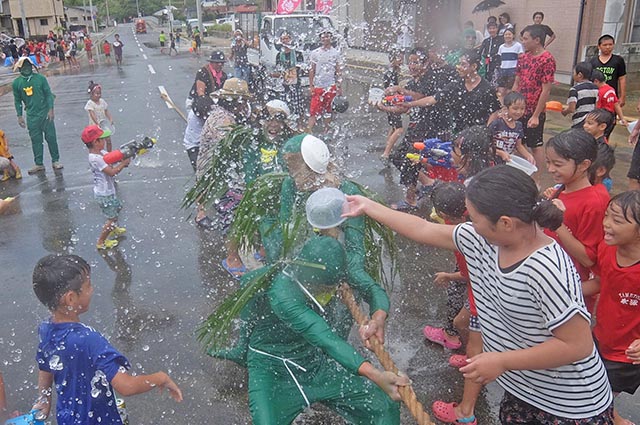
[454,223,612,418]
[567,81,598,128]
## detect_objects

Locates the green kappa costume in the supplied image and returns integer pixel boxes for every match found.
[12,69,60,166]
[262,134,391,339]
[227,236,400,424]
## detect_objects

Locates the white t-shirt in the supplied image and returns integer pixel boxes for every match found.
[88,152,115,197]
[85,98,108,125]
[453,223,612,419]
[310,46,342,89]
[498,42,524,70]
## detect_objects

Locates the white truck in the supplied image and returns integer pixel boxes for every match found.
[236,12,340,87]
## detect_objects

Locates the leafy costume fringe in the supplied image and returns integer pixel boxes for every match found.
[181,124,259,213]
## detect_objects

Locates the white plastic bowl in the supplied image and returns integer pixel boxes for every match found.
[628,120,637,134]
[506,155,538,176]
[305,187,348,229]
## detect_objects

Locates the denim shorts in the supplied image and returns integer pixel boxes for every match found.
[96,194,122,219]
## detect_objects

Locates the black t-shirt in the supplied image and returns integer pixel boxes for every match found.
[541,24,554,37]
[383,67,399,89]
[189,66,227,99]
[405,74,432,140]
[436,77,501,133]
[590,54,626,94]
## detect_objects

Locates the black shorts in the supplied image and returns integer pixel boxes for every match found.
[627,141,640,180]
[602,358,640,394]
[387,113,402,129]
[519,112,546,148]
[499,391,613,424]
[497,69,516,89]
[160,41,166,47]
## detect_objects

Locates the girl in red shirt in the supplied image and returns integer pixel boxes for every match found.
[543,129,609,312]
[584,190,640,425]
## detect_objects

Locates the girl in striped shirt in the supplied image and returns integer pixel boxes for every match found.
[344,165,613,424]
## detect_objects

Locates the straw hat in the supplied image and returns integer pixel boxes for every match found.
[212,78,252,99]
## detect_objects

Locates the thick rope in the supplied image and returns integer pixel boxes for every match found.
[339,283,435,425]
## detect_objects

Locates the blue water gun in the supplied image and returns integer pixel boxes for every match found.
[410,138,454,169]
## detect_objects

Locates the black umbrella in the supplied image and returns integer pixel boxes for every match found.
[472,0,505,13]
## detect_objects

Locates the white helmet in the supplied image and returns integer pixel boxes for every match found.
[301,135,330,174]
[266,99,291,118]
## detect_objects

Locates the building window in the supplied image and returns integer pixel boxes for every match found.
[40,18,49,26]
[70,17,78,22]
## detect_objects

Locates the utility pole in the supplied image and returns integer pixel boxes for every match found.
[196,0,203,35]
[89,0,97,32]
[105,0,111,27]
[18,0,30,38]
[136,0,140,17]
[82,0,88,29]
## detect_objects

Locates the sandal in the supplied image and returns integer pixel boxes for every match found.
[448,354,468,368]
[432,401,477,425]
[390,199,417,211]
[423,326,462,350]
[221,259,247,280]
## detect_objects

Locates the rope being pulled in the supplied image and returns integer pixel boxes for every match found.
[339,283,435,425]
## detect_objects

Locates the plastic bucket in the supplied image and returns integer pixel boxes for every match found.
[628,120,637,134]
[99,119,115,136]
[305,187,349,229]
[506,156,538,176]
[368,87,384,105]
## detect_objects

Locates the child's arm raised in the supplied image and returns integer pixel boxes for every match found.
[343,195,456,251]
[460,313,594,384]
[111,371,182,401]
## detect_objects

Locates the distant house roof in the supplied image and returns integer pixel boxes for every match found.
[66,5,98,14]
[234,4,258,12]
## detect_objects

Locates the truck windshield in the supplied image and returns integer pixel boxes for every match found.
[273,16,333,40]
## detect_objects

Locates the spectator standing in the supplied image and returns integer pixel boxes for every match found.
[273,31,304,124]
[479,21,503,86]
[463,21,484,49]
[184,50,228,228]
[483,16,498,39]
[102,39,111,64]
[396,22,414,64]
[112,34,124,66]
[590,34,627,107]
[84,34,93,64]
[307,29,343,134]
[159,30,166,54]
[497,28,523,96]
[229,29,250,81]
[532,12,556,47]
[513,24,556,180]
[12,57,62,174]
[562,61,598,129]
[497,13,514,37]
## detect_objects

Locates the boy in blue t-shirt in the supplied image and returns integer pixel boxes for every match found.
[32,254,182,424]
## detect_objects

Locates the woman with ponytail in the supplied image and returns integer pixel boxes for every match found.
[344,165,614,424]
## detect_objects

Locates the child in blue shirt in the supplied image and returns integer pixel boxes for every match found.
[32,254,182,424]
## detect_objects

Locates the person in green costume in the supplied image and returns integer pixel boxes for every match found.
[263,134,391,344]
[12,57,62,174]
[215,235,408,424]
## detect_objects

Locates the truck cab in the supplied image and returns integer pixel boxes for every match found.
[256,13,337,69]
[135,19,147,34]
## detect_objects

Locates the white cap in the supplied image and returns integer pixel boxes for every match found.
[301,135,330,174]
[266,99,291,118]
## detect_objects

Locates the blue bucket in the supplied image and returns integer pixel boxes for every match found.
[4,411,45,425]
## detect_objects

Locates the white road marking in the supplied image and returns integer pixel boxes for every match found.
[148,64,156,74]
[158,86,173,109]
[139,47,144,52]
[143,54,148,60]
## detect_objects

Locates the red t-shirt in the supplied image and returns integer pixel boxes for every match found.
[516,50,556,116]
[596,84,618,114]
[592,241,640,363]
[103,43,111,54]
[85,39,93,51]
[544,184,609,310]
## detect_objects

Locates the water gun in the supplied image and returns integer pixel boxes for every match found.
[406,138,454,169]
[382,95,413,106]
[4,410,45,425]
[103,137,157,165]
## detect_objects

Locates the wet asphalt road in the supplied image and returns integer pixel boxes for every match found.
[0,24,638,424]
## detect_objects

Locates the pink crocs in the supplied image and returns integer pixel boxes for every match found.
[448,354,468,368]
[423,326,462,350]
